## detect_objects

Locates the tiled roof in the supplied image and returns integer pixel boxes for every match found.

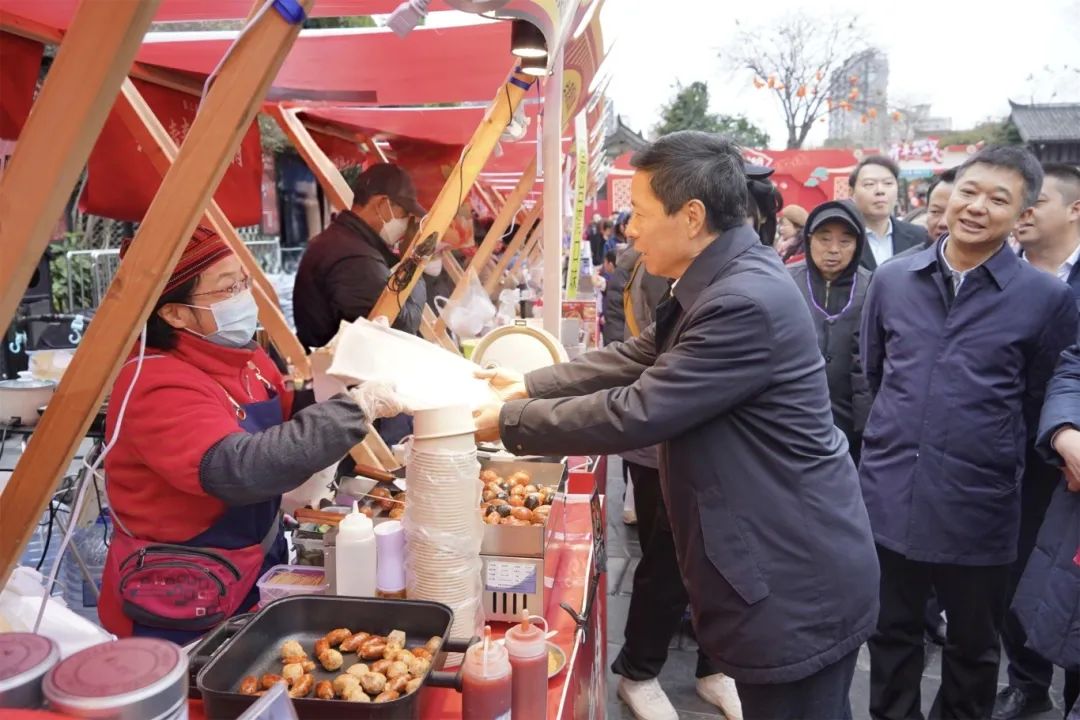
[1009,100,1080,143]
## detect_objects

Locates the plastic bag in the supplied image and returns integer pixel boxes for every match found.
[0,565,114,656]
[434,268,497,340]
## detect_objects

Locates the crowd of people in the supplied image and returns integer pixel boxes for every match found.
[538,136,1080,720]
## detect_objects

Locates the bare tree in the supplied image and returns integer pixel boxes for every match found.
[722,13,866,149]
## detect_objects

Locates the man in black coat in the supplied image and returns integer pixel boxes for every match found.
[788,200,872,463]
[850,155,930,270]
[996,162,1080,720]
[474,131,880,719]
[292,163,427,349]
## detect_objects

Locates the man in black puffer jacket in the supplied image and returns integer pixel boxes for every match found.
[788,200,873,463]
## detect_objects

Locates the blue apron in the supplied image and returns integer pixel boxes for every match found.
[132,386,288,644]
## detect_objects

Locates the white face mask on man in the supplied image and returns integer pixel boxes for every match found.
[377,198,409,249]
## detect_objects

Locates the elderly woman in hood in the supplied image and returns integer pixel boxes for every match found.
[788,200,873,462]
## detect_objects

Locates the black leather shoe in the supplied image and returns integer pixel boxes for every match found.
[992,686,1054,720]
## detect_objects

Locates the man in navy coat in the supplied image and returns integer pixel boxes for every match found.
[860,146,1078,719]
[997,163,1080,719]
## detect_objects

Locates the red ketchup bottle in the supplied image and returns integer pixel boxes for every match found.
[462,626,512,720]
[505,613,549,720]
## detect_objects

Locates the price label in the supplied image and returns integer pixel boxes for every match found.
[485,561,537,594]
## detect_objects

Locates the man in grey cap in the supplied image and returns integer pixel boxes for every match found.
[293,163,428,349]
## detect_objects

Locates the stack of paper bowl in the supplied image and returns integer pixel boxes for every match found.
[404,405,484,660]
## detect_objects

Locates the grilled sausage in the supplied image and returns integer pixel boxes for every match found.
[333,674,361,697]
[340,632,371,653]
[261,674,286,690]
[315,680,335,699]
[282,663,305,685]
[360,638,388,661]
[360,672,387,695]
[375,690,401,703]
[239,676,259,695]
[325,628,352,647]
[288,673,313,698]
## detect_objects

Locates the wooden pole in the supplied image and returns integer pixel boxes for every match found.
[0,0,312,586]
[267,104,354,211]
[113,79,311,380]
[435,159,536,334]
[486,201,543,295]
[367,67,537,325]
[0,0,160,333]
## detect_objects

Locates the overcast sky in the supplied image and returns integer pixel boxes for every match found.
[598,0,1080,148]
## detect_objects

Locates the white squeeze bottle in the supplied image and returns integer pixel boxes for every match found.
[335,502,377,597]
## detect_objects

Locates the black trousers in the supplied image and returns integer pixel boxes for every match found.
[737,648,859,720]
[869,545,1010,720]
[1003,458,1080,707]
[611,460,719,680]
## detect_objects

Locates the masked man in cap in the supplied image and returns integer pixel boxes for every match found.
[293,163,428,349]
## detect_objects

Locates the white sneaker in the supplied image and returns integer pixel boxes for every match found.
[696,673,743,720]
[623,508,638,525]
[616,677,678,720]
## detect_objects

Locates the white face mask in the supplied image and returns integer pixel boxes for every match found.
[185,289,258,348]
[377,199,409,249]
[423,254,444,277]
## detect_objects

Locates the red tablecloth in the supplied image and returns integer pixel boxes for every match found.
[189,496,606,719]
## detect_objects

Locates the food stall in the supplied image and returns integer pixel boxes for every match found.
[0,0,611,717]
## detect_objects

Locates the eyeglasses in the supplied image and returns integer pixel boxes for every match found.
[190,274,252,299]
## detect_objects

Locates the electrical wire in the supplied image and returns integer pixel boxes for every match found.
[34,326,149,632]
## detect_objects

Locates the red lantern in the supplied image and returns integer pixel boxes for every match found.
[868,107,878,119]
[891,111,902,122]
[768,75,777,88]
[848,87,859,100]
[796,85,807,98]
[849,74,859,85]
[753,77,765,89]
[860,114,868,124]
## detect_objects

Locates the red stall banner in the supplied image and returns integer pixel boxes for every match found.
[0,32,44,141]
[80,80,263,227]
[390,137,474,251]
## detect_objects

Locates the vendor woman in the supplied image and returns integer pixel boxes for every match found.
[98,227,403,642]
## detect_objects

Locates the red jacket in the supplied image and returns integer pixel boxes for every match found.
[104,332,293,542]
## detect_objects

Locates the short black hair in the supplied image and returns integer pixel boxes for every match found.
[146,276,198,350]
[924,167,958,206]
[849,155,901,187]
[630,131,747,233]
[604,250,617,265]
[1043,162,1080,204]
[955,145,1044,208]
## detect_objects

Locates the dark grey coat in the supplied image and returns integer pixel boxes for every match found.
[500,225,879,683]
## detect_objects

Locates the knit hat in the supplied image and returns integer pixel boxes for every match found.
[120,226,232,296]
[780,205,809,229]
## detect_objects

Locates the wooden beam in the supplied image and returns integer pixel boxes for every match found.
[0,0,160,333]
[443,252,466,286]
[436,159,536,334]
[114,79,311,380]
[420,305,460,354]
[474,182,501,217]
[0,0,311,587]
[368,67,536,324]
[486,201,543,295]
[268,104,353,211]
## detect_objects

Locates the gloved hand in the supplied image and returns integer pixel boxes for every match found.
[475,366,528,402]
[349,381,409,420]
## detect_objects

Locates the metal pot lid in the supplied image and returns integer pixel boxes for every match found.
[0,633,59,691]
[43,639,188,718]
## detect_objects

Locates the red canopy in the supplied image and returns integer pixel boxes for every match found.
[137,23,513,104]
[301,104,541,146]
[0,1,451,33]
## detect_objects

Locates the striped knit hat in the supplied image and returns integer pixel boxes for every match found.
[120,226,232,296]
